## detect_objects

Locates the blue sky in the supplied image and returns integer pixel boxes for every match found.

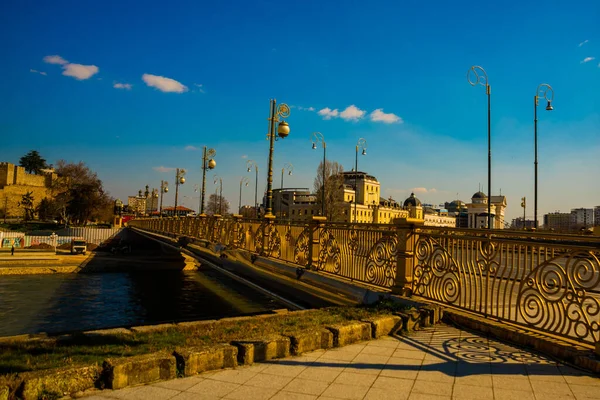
[1,0,598,223]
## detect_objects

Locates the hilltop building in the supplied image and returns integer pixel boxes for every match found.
[465,191,507,229]
[0,162,57,218]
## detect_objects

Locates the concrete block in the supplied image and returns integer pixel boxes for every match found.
[130,324,176,334]
[173,344,237,377]
[396,308,421,332]
[326,321,372,347]
[362,316,402,338]
[19,365,101,400]
[176,320,216,329]
[82,328,132,337]
[103,352,176,390]
[232,336,291,363]
[288,329,333,355]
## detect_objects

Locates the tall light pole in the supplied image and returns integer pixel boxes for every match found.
[280,163,293,218]
[246,160,259,217]
[159,180,168,217]
[467,65,492,229]
[213,175,223,215]
[239,176,249,214]
[311,132,326,216]
[534,84,554,230]
[200,146,216,215]
[354,138,367,222]
[174,168,186,217]
[265,99,291,218]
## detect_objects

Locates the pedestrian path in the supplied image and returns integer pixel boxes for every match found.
[83,324,600,400]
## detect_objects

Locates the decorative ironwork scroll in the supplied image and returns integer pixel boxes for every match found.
[365,234,397,287]
[318,228,341,273]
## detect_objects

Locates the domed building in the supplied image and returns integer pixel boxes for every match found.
[465,190,507,229]
[403,192,423,220]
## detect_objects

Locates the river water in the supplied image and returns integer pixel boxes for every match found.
[0,269,285,337]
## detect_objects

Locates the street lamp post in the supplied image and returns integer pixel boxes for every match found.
[354,138,367,223]
[311,132,326,216]
[246,160,259,217]
[50,232,57,254]
[534,84,554,230]
[239,177,249,214]
[174,168,186,217]
[467,65,492,230]
[200,146,217,215]
[213,175,223,215]
[280,163,293,218]
[265,99,291,218]
[159,180,168,217]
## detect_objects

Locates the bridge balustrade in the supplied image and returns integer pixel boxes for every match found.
[129,216,600,347]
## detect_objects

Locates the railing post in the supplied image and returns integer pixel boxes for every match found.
[308,216,326,270]
[233,214,243,248]
[260,215,275,256]
[392,218,423,296]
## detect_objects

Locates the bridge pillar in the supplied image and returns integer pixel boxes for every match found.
[308,216,326,270]
[260,215,276,256]
[232,215,243,248]
[392,218,423,296]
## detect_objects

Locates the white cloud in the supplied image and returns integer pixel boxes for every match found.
[340,105,366,121]
[194,83,205,93]
[142,73,188,93]
[30,69,47,76]
[185,145,198,151]
[298,106,315,111]
[581,57,595,63]
[318,107,339,120]
[578,39,589,47]
[153,166,175,173]
[411,187,437,194]
[62,63,99,80]
[43,55,68,65]
[241,155,248,159]
[370,109,402,124]
[113,82,132,90]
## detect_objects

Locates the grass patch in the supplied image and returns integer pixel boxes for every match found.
[0,304,406,375]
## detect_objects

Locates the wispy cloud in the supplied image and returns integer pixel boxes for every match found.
[30,69,47,76]
[370,109,402,124]
[153,166,176,173]
[318,107,339,120]
[578,39,589,47]
[581,57,595,64]
[43,55,99,80]
[113,82,132,90]
[412,187,437,194]
[317,105,366,121]
[43,55,68,65]
[340,105,366,121]
[194,83,205,93]
[142,73,188,93]
[241,155,248,159]
[185,145,198,151]
[298,106,315,111]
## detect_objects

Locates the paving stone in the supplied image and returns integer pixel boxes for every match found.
[453,374,492,387]
[297,366,343,383]
[491,375,533,392]
[372,375,413,391]
[364,387,410,400]
[530,380,574,397]
[186,379,240,397]
[408,391,451,399]
[261,363,308,378]
[411,380,453,397]
[452,383,493,399]
[152,375,204,391]
[332,371,377,387]
[170,392,220,400]
[568,383,600,399]
[282,377,329,396]
[223,385,278,400]
[320,382,369,400]
[360,345,395,357]
[245,372,293,389]
[392,349,427,360]
[492,388,536,400]
[270,392,318,400]
[206,368,258,384]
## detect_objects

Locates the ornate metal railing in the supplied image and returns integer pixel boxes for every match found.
[412,227,600,345]
[128,216,600,347]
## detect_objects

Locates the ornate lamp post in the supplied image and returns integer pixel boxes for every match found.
[311,132,326,216]
[173,168,186,217]
[467,65,492,230]
[534,84,554,230]
[213,175,223,215]
[246,160,259,217]
[200,146,216,215]
[264,99,291,218]
[279,163,293,218]
[354,138,367,222]
[239,177,249,214]
[159,180,168,217]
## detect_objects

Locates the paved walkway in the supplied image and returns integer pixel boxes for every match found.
[83,324,600,400]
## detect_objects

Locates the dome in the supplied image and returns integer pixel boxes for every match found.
[403,192,422,207]
[449,200,465,207]
[472,191,487,199]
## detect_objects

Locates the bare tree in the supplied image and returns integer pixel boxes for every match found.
[206,193,230,215]
[313,160,345,221]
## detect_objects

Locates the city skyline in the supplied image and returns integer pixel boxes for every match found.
[1,1,598,223]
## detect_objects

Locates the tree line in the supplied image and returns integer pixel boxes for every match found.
[13,150,114,225]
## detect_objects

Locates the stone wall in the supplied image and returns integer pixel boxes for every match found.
[0,162,56,218]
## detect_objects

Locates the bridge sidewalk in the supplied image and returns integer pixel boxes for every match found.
[82,324,600,400]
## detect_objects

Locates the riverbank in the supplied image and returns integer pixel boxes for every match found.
[0,302,427,399]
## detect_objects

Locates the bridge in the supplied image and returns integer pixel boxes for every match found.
[129,215,600,351]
